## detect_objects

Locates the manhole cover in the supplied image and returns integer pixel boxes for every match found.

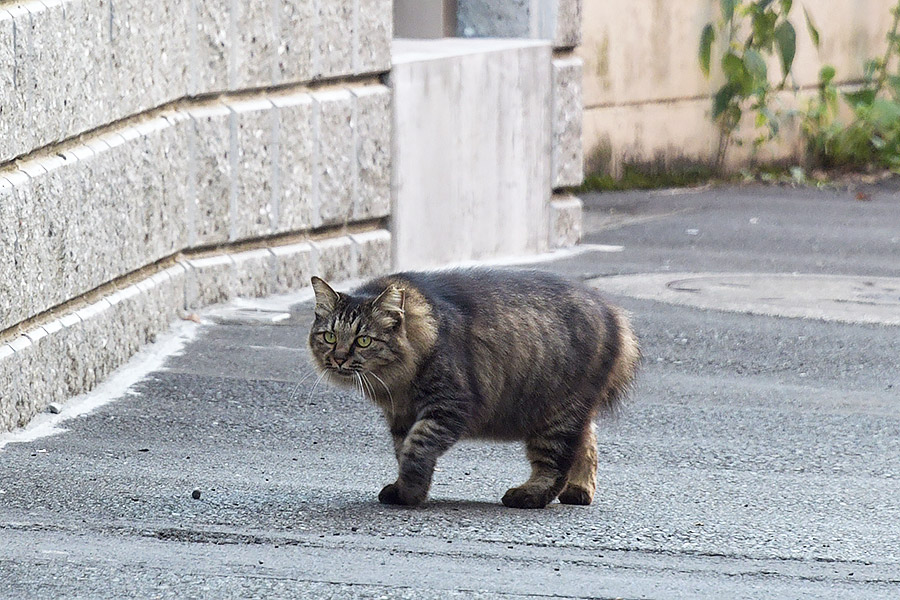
[590,273,900,326]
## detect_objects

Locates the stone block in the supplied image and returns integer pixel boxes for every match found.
[62,0,113,138]
[131,266,186,346]
[356,0,392,74]
[0,171,46,331]
[24,1,65,147]
[159,111,195,245]
[11,318,75,427]
[184,255,235,309]
[350,229,392,278]
[548,194,582,249]
[227,98,276,240]
[232,0,275,88]
[147,0,191,100]
[315,0,354,78]
[190,0,230,94]
[187,104,233,245]
[312,89,355,227]
[0,12,17,161]
[275,0,315,84]
[554,0,582,48]
[310,236,354,281]
[232,248,274,298]
[552,55,584,188]
[0,343,17,432]
[0,178,24,331]
[2,5,34,161]
[22,154,78,309]
[272,92,315,233]
[63,136,127,300]
[457,0,531,38]
[109,0,159,116]
[457,0,581,47]
[351,86,392,221]
[119,117,191,265]
[270,242,314,294]
[4,334,37,428]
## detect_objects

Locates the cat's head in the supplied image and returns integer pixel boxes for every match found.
[307,277,409,385]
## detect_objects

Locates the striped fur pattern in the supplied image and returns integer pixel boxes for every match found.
[308,268,640,509]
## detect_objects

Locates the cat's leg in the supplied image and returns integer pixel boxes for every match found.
[389,423,409,462]
[378,411,464,506]
[502,423,585,509]
[558,421,598,505]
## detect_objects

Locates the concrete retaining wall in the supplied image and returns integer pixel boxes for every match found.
[391,39,552,269]
[0,0,390,163]
[392,0,585,263]
[0,0,393,432]
[2,0,587,433]
[578,0,898,174]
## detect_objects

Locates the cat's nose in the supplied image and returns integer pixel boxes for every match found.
[333,355,348,367]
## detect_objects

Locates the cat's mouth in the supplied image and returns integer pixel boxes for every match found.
[328,366,357,378]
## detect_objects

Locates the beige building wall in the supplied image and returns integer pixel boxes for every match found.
[578,0,897,175]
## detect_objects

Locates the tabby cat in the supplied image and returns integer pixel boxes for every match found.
[307,268,639,509]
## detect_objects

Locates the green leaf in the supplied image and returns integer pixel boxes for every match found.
[803,6,820,48]
[721,0,737,22]
[842,88,877,109]
[780,0,793,14]
[863,58,881,81]
[887,75,900,98]
[819,65,836,86]
[722,52,745,79]
[869,99,900,129]
[774,21,797,80]
[757,0,776,10]
[751,10,779,50]
[755,110,768,128]
[743,48,768,81]
[713,83,738,119]
[700,24,716,76]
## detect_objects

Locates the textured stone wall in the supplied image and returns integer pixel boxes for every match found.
[0,0,393,432]
[0,0,390,163]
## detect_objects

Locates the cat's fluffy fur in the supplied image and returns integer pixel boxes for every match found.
[308,268,640,509]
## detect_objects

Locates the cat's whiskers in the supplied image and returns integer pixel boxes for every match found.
[353,372,367,402]
[286,369,318,403]
[360,372,376,402]
[366,371,395,414]
[306,369,330,405]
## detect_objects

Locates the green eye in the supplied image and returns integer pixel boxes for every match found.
[322,331,336,344]
[356,335,372,348]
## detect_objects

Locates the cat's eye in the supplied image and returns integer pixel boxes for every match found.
[356,335,372,348]
[322,331,336,344]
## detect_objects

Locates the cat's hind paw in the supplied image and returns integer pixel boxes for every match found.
[558,485,593,506]
[378,482,424,506]
[501,486,553,509]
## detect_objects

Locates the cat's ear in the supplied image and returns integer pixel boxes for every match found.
[311,276,339,318]
[373,285,405,326]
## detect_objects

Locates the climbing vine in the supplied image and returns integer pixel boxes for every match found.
[802,2,900,171]
[699,0,818,169]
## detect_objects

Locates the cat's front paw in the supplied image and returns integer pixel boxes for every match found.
[378,482,424,506]
[501,485,553,509]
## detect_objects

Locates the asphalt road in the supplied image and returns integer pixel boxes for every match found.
[2,184,899,599]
